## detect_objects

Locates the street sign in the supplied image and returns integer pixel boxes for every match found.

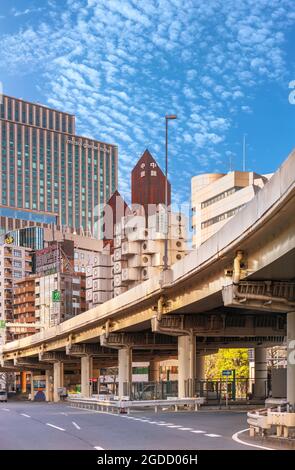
[222,370,233,376]
[0,320,6,329]
[52,290,61,302]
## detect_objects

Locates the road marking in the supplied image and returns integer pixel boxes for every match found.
[190,430,205,434]
[2,408,10,411]
[156,422,174,426]
[232,428,275,450]
[94,446,105,450]
[46,423,65,431]
[178,427,194,431]
[61,412,68,416]
[72,421,81,430]
[21,413,31,418]
[167,425,182,428]
[205,433,221,437]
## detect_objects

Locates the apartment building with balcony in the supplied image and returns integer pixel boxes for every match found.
[0,244,32,341]
[13,276,38,339]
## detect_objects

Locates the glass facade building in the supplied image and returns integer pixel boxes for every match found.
[0,95,118,237]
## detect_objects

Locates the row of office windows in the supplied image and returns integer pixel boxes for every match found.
[0,123,116,226]
[201,186,243,209]
[201,204,245,229]
[0,96,74,134]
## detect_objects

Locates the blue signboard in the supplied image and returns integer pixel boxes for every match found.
[222,370,233,376]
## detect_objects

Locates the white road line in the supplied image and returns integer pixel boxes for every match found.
[94,446,105,450]
[21,413,31,418]
[72,421,81,430]
[205,433,221,437]
[232,428,275,450]
[156,423,174,426]
[190,430,206,434]
[167,425,182,428]
[178,427,194,431]
[46,423,65,431]
[2,408,10,411]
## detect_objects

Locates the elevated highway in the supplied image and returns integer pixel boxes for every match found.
[1,149,295,402]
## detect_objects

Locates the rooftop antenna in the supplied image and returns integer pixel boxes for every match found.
[243,134,247,171]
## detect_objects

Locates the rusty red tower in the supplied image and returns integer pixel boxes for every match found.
[131,149,171,217]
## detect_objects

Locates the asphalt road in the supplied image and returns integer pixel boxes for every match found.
[0,401,256,450]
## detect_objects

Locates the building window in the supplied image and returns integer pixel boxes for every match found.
[201,204,245,229]
[201,186,243,209]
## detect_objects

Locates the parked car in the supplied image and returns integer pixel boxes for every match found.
[0,390,8,402]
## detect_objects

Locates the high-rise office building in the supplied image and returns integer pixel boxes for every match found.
[0,95,118,236]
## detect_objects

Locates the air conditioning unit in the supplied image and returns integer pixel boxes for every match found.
[121,267,140,281]
[114,235,121,248]
[93,291,112,305]
[169,239,185,251]
[170,252,184,264]
[93,266,113,279]
[97,253,113,266]
[121,241,140,256]
[169,213,184,225]
[93,279,112,292]
[141,267,158,280]
[86,289,93,299]
[128,255,142,268]
[141,254,152,266]
[114,248,121,261]
[86,266,93,276]
[141,240,157,254]
[114,286,128,297]
[86,277,92,288]
[114,274,122,287]
[127,227,149,242]
[113,261,120,274]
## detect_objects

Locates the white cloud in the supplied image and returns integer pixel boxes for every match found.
[0,0,294,204]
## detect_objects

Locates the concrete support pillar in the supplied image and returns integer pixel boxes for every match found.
[287,311,295,407]
[45,370,53,402]
[254,348,268,399]
[53,361,64,402]
[196,355,205,382]
[21,371,27,394]
[178,333,196,398]
[118,347,132,398]
[149,358,160,382]
[81,355,93,398]
[30,372,34,401]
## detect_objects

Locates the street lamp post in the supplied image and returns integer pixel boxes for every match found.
[164,114,177,271]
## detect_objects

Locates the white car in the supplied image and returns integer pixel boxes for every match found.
[0,390,8,402]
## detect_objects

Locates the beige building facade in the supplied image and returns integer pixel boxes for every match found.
[191,171,272,248]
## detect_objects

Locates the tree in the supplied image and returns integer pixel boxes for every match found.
[205,349,249,380]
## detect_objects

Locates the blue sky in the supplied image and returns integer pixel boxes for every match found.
[0,0,295,207]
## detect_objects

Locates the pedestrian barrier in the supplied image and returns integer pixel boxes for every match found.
[67,396,205,414]
[247,404,295,439]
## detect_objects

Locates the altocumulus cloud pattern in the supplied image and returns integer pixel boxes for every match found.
[0,0,294,204]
